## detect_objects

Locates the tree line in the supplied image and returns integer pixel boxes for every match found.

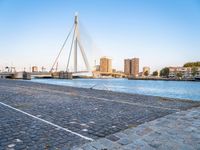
[183,62,200,67]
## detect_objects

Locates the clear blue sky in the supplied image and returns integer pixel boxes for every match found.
[0,0,200,72]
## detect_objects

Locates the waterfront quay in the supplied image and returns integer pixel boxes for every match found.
[0,79,200,149]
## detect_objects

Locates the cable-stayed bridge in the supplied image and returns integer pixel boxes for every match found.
[50,14,91,77]
[32,14,125,79]
[0,14,125,79]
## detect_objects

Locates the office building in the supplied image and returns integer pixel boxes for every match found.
[100,57,112,73]
[124,58,139,77]
[124,59,131,75]
[131,58,139,77]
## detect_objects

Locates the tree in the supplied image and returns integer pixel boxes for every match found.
[191,67,198,77]
[183,61,200,67]
[144,71,149,76]
[176,72,182,78]
[152,71,158,76]
[160,67,169,77]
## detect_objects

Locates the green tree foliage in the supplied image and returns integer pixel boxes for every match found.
[191,67,198,77]
[160,67,169,77]
[183,62,200,67]
[152,71,158,76]
[144,71,149,76]
[176,72,182,78]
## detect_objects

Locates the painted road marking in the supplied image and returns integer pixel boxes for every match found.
[0,101,94,141]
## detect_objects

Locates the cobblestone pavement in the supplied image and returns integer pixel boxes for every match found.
[0,79,199,149]
[76,107,200,150]
[0,104,88,150]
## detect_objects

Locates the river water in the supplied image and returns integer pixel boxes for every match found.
[30,78,200,101]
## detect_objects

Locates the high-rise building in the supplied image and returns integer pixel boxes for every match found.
[124,58,139,77]
[124,59,131,75]
[131,58,139,77]
[100,57,112,73]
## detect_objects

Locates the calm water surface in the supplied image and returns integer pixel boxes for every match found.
[30,78,200,101]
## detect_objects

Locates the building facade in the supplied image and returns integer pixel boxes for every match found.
[169,67,200,78]
[32,66,38,72]
[100,57,112,73]
[124,59,131,75]
[124,58,139,77]
[131,58,139,77]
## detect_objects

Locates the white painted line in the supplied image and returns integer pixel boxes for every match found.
[0,101,94,141]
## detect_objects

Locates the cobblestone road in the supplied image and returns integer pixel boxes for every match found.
[76,107,200,150]
[0,79,199,149]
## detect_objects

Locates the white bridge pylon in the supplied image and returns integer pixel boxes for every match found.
[67,15,90,73]
[50,14,91,73]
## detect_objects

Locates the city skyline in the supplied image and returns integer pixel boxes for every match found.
[0,0,200,72]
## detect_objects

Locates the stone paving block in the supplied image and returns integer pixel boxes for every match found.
[98,138,122,149]
[124,139,155,150]
[82,145,97,150]
[86,141,107,149]
[114,132,128,139]
[106,135,120,142]
[117,138,132,146]
[71,148,84,150]
[135,127,153,136]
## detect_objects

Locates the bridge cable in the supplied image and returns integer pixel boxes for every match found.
[66,25,77,71]
[50,25,74,72]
